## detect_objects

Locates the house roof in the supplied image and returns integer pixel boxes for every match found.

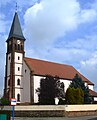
[7,12,25,41]
[89,89,97,97]
[24,57,94,85]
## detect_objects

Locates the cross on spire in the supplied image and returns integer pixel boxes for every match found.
[15,2,18,12]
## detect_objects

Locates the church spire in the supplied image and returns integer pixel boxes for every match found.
[7,12,25,41]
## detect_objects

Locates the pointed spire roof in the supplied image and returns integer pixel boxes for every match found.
[7,12,25,41]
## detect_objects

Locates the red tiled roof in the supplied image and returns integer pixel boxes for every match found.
[24,57,94,85]
[89,89,97,97]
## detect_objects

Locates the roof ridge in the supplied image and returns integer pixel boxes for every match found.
[24,57,72,67]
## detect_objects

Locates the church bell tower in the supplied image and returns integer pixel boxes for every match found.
[4,12,25,103]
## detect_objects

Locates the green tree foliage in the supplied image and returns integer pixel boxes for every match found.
[68,74,91,104]
[36,75,65,105]
[0,98,10,105]
[70,74,85,89]
[65,87,84,104]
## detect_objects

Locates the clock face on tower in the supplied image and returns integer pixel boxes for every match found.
[17,40,21,44]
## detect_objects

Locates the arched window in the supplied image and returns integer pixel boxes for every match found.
[18,67,20,71]
[25,69,27,73]
[17,79,20,85]
[17,94,20,102]
[18,56,20,60]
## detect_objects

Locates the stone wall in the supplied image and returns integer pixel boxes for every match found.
[14,110,65,117]
[66,111,97,117]
[1,105,97,117]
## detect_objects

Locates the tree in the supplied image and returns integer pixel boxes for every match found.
[37,75,55,105]
[68,74,91,104]
[65,87,84,104]
[55,76,65,99]
[0,98,10,105]
[36,75,65,105]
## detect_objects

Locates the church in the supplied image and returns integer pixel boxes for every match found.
[3,12,97,104]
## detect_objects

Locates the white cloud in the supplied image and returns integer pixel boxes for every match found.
[24,0,97,50]
[25,33,97,64]
[24,0,80,48]
[79,9,97,23]
[1,0,97,93]
[43,47,89,63]
[65,35,97,51]
[79,52,97,90]
[23,0,97,91]
[46,34,97,64]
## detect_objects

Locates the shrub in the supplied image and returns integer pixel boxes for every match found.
[65,87,84,104]
[0,98,10,105]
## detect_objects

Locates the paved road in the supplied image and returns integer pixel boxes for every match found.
[14,116,97,120]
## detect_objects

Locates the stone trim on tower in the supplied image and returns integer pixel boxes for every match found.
[4,12,25,102]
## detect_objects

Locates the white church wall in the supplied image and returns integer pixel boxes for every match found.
[61,79,94,92]
[33,76,45,103]
[94,97,97,101]
[15,88,23,103]
[14,52,23,76]
[15,63,23,76]
[60,79,71,92]
[33,76,71,103]
[85,82,94,91]
[60,80,94,92]
[33,75,95,104]
[85,82,88,87]
[15,76,23,88]
[15,52,23,63]
[88,85,94,91]
[14,52,24,103]
[22,60,30,103]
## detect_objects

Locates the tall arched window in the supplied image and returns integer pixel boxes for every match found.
[17,79,20,85]
[17,94,20,102]
[18,56,20,60]
[18,67,20,71]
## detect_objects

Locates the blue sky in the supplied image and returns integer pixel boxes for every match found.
[0,0,97,95]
